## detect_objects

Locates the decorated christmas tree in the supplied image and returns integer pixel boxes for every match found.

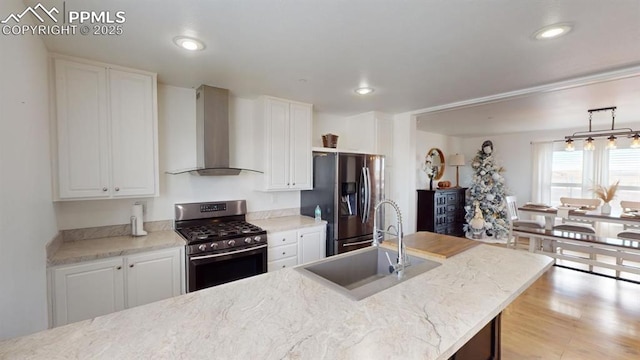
[464,140,510,239]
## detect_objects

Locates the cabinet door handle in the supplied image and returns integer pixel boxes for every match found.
[115,187,120,191]
[103,187,108,192]
[282,251,286,255]
[129,264,134,268]
[292,182,295,186]
[116,266,122,270]
[282,238,286,242]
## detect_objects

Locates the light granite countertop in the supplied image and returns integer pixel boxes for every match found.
[2,244,553,359]
[48,215,319,266]
[48,231,186,266]
[250,215,327,232]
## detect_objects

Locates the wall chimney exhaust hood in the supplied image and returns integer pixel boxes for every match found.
[167,85,262,176]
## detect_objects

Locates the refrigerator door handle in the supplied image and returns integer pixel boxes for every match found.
[359,167,367,223]
[364,166,371,223]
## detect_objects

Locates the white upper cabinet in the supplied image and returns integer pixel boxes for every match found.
[108,69,157,197]
[289,103,313,189]
[256,96,312,191]
[53,56,158,200]
[54,60,110,199]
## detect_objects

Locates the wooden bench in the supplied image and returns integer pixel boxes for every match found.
[513,227,640,278]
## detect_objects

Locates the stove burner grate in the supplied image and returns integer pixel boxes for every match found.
[180,221,264,243]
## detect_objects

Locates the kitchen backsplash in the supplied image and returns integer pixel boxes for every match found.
[246,207,299,220]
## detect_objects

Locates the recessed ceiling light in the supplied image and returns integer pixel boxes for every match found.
[355,87,374,95]
[533,24,573,40]
[173,36,205,51]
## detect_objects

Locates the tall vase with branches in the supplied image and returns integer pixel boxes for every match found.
[592,180,620,215]
[423,154,435,190]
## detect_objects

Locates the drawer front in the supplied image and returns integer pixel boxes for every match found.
[435,215,448,226]
[268,243,297,261]
[267,230,297,247]
[446,193,457,203]
[268,256,298,272]
[446,204,457,213]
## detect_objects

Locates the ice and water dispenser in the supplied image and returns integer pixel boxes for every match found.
[340,182,357,216]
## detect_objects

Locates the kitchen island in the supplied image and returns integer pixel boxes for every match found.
[0,243,552,359]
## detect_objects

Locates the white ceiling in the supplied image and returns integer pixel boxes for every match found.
[24,0,640,134]
[416,74,640,137]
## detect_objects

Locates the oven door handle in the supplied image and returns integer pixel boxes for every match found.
[190,245,268,260]
[342,239,373,247]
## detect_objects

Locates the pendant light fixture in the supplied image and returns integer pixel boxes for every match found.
[584,137,595,151]
[565,138,575,151]
[564,106,639,151]
[631,133,640,149]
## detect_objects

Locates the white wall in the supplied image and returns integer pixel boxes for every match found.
[415,131,462,188]
[0,0,58,340]
[312,111,393,154]
[341,112,377,152]
[54,85,300,229]
[390,112,418,234]
[312,112,348,148]
[456,125,640,205]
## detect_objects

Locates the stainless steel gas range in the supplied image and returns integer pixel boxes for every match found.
[174,200,267,292]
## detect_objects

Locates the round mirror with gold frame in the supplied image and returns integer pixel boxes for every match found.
[424,148,445,180]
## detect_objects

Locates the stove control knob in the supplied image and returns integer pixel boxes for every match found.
[210,243,218,249]
[228,239,236,246]
[198,244,207,251]
[244,237,252,244]
[254,236,262,242]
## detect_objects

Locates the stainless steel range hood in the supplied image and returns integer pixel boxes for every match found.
[167,85,261,176]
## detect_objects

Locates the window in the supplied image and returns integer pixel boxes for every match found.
[608,148,640,206]
[533,141,640,207]
[550,150,583,206]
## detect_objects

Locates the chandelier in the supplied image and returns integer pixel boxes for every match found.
[565,106,640,151]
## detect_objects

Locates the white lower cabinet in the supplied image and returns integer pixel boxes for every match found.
[268,256,299,272]
[50,247,183,327]
[267,225,326,272]
[267,230,298,272]
[125,248,182,308]
[52,257,125,326]
[298,226,326,265]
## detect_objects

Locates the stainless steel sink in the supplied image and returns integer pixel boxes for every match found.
[296,246,441,300]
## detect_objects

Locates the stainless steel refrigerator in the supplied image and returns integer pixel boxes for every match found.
[301,151,384,256]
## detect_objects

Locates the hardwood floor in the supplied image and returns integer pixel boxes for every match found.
[500,257,640,359]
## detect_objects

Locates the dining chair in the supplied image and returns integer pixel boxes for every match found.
[618,200,640,240]
[553,197,602,271]
[553,197,600,235]
[505,196,545,249]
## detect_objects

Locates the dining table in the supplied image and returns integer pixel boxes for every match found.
[518,203,640,231]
